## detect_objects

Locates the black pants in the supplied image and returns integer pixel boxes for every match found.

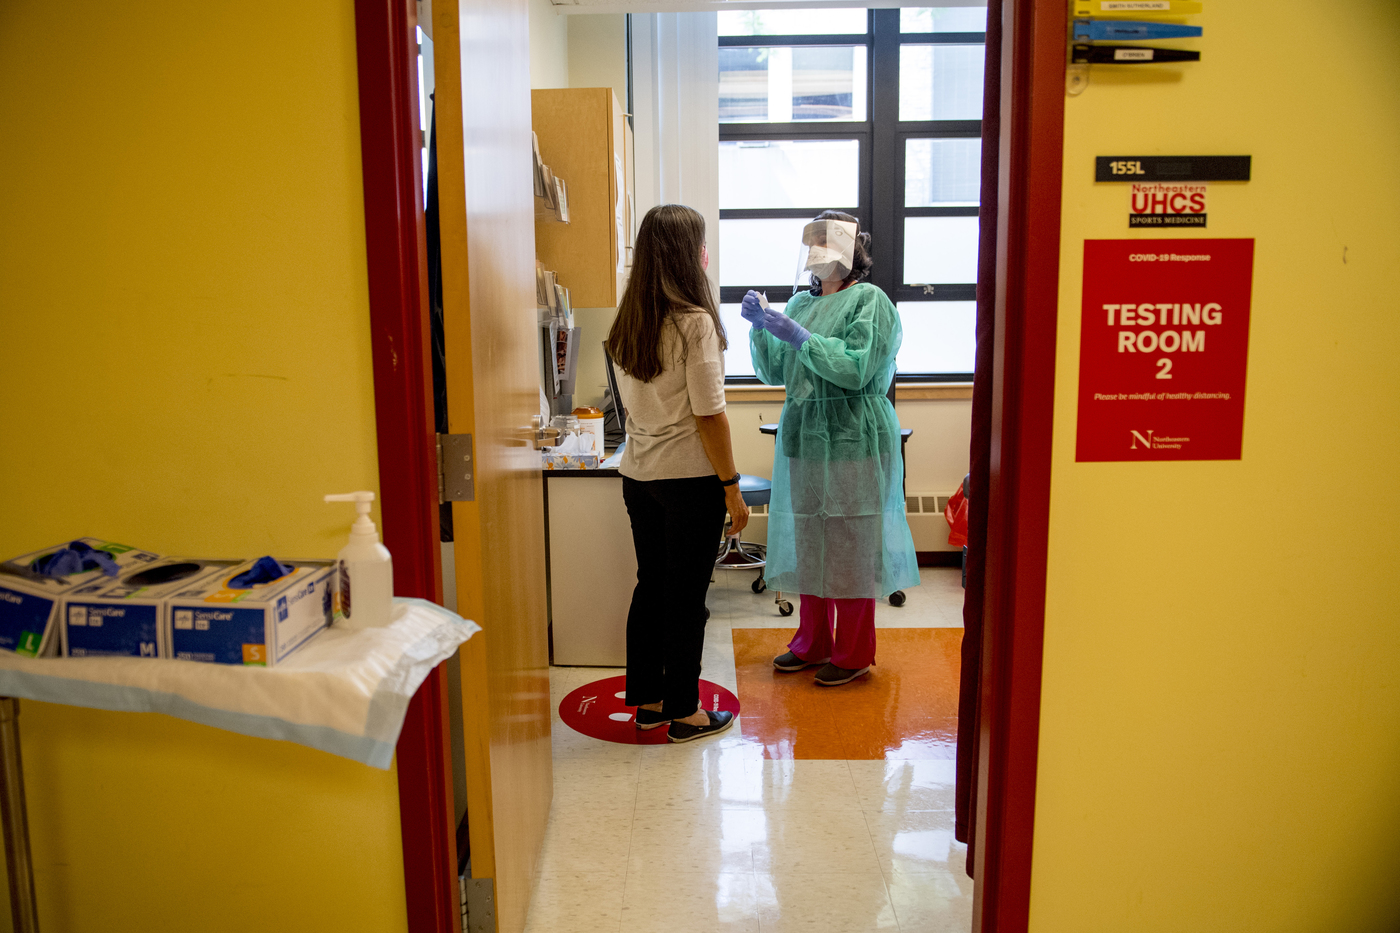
[622,474,727,719]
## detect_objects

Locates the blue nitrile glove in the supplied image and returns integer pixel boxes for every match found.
[31,541,121,578]
[740,290,766,329]
[762,307,811,349]
[229,556,295,589]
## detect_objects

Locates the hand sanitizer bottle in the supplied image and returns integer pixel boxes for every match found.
[324,492,393,629]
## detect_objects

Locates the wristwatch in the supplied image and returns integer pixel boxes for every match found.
[719,474,741,487]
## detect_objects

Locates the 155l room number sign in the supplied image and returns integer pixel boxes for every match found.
[1076,239,1255,462]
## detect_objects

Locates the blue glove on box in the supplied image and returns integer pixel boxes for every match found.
[762,307,811,349]
[229,556,295,589]
[740,290,766,328]
[30,541,120,578]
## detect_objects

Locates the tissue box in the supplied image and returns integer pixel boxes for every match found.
[0,539,162,657]
[165,560,336,667]
[61,558,240,659]
[542,450,600,470]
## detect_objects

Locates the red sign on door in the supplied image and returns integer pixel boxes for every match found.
[1076,239,1254,461]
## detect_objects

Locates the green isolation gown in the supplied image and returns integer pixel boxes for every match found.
[751,282,920,599]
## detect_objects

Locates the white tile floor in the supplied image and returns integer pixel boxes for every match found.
[526,567,973,933]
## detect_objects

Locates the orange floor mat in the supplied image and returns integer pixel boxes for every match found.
[731,628,962,760]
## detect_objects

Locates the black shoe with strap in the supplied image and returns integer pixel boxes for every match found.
[667,710,735,743]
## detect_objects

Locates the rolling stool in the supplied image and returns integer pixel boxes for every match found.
[714,473,794,617]
[759,423,914,608]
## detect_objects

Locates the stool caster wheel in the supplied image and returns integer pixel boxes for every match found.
[777,599,794,617]
[752,577,767,594]
[888,590,906,607]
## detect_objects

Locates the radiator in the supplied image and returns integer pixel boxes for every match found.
[905,493,960,552]
[734,494,960,552]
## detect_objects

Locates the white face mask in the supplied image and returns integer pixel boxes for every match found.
[796,219,859,287]
[806,254,844,279]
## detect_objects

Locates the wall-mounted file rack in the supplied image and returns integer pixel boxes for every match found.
[532,132,569,224]
[536,261,577,416]
[1067,0,1203,96]
[536,262,571,325]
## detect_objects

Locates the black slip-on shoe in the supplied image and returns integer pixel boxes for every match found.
[635,708,671,730]
[773,651,830,672]
[667,710,735,743]
[813,663,870,686]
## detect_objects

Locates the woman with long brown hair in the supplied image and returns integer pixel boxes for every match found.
[605,203,748,743]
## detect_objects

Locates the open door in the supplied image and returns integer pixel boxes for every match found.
[432,2,554,932]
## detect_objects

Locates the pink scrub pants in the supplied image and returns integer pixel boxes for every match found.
[788,595,876,670]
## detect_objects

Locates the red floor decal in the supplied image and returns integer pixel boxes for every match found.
[559,675,741,745]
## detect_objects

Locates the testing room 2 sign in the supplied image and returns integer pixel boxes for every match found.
[1077,239,1254,461]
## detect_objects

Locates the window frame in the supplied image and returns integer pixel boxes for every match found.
[718,9,985,383]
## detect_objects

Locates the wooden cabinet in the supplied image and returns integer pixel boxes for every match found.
[532,88,629,309]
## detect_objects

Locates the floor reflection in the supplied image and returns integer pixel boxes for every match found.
[731,627,961,760]
[526,569,973,933]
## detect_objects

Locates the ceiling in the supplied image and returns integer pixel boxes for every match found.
[551,0,986,15]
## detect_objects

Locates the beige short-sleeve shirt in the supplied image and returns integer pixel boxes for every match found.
[616,311,727,481]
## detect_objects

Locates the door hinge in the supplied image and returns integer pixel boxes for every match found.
[437,433,475,503]
[462,876,494,933]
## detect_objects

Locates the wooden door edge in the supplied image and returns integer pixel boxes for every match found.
[352,1,459,931]
[432,0,499,887]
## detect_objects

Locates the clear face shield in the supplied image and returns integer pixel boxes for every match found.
[794,219,858,288]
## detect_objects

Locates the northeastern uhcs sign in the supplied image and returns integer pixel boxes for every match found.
[1129,182,1207,227]
[1075,239,1255,462]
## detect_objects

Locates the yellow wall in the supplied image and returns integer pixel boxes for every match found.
[0,2,382,561]
[18,703,407,932]
[0,3,405,930]
[528,0,570,88]
[1033,3,1400,930]
[568,13,630,110]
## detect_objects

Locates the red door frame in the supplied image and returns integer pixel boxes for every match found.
[353,2,460,931]
[972,0,1068,930]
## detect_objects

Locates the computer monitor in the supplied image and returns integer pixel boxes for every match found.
[602,343,627,437]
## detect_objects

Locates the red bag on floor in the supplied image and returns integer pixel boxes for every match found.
[945,482,968,548]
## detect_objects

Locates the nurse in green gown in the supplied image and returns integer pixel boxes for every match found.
[740,211,919,686]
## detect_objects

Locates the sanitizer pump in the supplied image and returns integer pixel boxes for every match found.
[324,491,393,629]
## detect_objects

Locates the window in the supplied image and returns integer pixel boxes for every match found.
[719,139,860,210]
[719,47,868,123]
[716,7,986,381]
[417,26,434,206]
[719,8,869,36]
